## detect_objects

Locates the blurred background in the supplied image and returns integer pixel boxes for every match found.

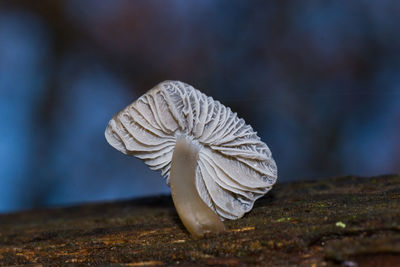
[0,0,399,213]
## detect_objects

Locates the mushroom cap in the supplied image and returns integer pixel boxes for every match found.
[105,81,277,220]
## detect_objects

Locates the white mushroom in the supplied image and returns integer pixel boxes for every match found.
[105,81,277,238]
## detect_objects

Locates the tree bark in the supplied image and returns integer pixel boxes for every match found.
[0,175,399,266]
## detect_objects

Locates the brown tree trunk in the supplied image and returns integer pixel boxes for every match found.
[1,175,399,266]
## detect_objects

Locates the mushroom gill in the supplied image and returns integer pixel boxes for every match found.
[105,80,277,238]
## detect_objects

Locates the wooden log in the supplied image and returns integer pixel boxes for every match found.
[1,175,399,266]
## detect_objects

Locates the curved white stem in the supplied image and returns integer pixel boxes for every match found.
[170,137,225,238]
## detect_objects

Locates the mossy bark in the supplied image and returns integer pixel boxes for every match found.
[0,175,399,266]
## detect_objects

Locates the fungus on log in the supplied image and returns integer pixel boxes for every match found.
[105,81,277,238]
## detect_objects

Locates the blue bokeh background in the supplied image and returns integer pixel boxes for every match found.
[0,1,399,213]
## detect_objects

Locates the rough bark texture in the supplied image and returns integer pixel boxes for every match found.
[0,175,399,266]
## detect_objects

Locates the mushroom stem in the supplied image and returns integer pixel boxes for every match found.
[170,137,225,238]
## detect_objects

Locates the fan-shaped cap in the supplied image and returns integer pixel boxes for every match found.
[105,81,277,220]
